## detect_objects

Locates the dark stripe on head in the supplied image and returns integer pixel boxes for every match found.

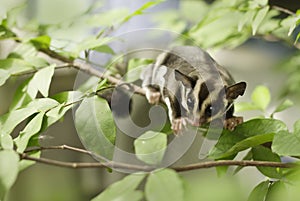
[198,82,209,110]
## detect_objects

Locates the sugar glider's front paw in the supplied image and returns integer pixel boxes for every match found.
[145,88,161,104]
[171,118,188,135]
[224,116,243,131]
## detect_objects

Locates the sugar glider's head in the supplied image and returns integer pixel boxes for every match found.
[174,69,246,127]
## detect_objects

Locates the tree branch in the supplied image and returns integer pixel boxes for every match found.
[38,47,146,95]
[22,145,295,172]
[272,5,296,16]
[11,63,73,77]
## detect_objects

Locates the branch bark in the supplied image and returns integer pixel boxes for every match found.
[22,145,295,172]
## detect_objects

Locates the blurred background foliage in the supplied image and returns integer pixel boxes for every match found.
[0,0,299,201]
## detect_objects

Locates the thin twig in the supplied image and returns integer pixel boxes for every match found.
[174,160,293,172]
[19,152,294,172]
[19,153,154,171]
[272,5,296,16]
[11,63,73,77]
[22,145,295,172]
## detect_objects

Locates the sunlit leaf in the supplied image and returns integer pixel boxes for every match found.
[295,32,300,44]
[87,9,129,26]
[27,64,55,98]
[209,119,287,159]
[92,174,145,201]
[75,37,113,55]
[93,45,115,54]
[272,99,293,115]
[251,85,271,111]
[265,181,287,201]
[0,135,13,150]
[272,120,300,156]
[252,146,282,179]
[9,78,32,111]
[121,0,163,23]
[8,43,37,60]
[15,112,44,153]
[0,69,10,86]
[52,91,83,104]
[234,102,260,112]
[75,96,116,160]
[254,0,268,6]
[0,58,33,74]
[0,150,19,199]
[248,180,270,201]
[0,25,16,39]
[252,6,269,35]
[30,35,51,50]
[0,98,59,136]
[145,169,184,201]
[134,131,167,165]
[238,10,255,32]
[213,133,274,159]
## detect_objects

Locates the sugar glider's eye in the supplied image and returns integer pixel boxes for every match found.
[187,97,194,109]
[205,103,221,117]
[205,104,213,117]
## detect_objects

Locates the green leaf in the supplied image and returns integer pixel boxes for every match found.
[134,131,167,165]
[29,35,51,50]
[87,8,129,26]
[9,78,32,111]
[0,109,36,136]
[251,85,271,111]
[145,169,184,201]
[0,25,16,39]
[252,6,269,35]
[15,112,44,153]
[265,181,287,201]
[121,0,163,23]
[0,135,13,150]
[75,96,116,160]
[27,64,55,98]
[238,10,255,32]
[252,146,282,179]
[247,180,270,201]
[0,150,19,199]
[272,120,300,156]
[0,58,34,74]
[45,91,83,128]
[52,91,83,104]
[209,119,287,159]
[0,98,59,135]
[7,43,37,60]
[295,32,300,44]
[92,174,145,201]
[234,102,260,112]
[93,45,115,54]
[26,98,60,112]
[0,69,10,86]
[215,133,274,159]
[272,99,293,116]
[254,0,268,6]
[75,37,113,55]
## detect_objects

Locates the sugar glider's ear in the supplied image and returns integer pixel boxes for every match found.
[174,69,196,88]
[226,82,246,100]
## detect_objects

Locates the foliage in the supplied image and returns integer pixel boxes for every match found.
[0,0,299,201]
